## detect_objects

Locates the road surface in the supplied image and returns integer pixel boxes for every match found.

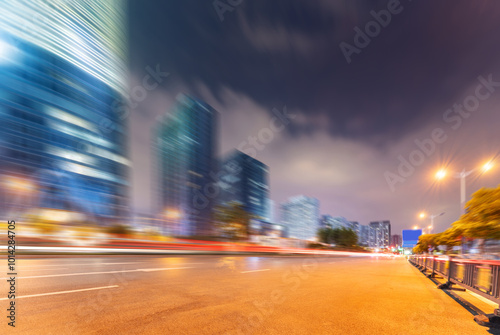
[1,254,497,334]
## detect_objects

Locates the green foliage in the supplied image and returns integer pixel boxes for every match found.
[214,201,254,241]
[317,226,358,247]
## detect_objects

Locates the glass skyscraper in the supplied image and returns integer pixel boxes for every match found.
[154,94,218,236]
[218,150,270,219]
[281,195,320,240]
[0,0,129,221]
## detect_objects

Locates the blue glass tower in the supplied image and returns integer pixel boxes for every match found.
[0,1,129,221]
[218,150,270,219]
[154,94,218,236]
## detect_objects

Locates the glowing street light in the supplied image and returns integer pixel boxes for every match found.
[418,211,444,234]
[434,159,495,253]
[435,169,447,180]
[482,161,494,173]
[435,160,495,214]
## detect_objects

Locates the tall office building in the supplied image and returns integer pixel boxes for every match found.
[155,94,218,236]
[369,220,391,249]
[218,149,269,219]
[0,1,129,221]
[281,195,320,240]
[358,225,375,247]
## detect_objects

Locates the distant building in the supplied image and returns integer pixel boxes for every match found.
[266,199,275,222]
[358,225,375,247]
[349,221,360,238]
[369,220,391,249]
[391,234,402,248]
[154,94,218,236]
[281,196,320,240]
[218,150,269,219]
[321,215,351,229]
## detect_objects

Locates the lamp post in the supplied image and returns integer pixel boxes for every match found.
[435,160,494,253]
[419,212,445,234]
[436,161,493,214]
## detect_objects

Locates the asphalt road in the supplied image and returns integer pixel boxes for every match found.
[1,254,497,334]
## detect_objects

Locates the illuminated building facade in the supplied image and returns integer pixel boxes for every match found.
[369,220,392,249]
[281,195,320,240]
[0,1,129,220]
[154,94,218,236]
[218,150,269,219]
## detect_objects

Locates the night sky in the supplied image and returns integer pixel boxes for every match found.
[126,0,500,235]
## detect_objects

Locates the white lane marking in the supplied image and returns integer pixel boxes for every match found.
[0,267,193,279]
[19,262,200,269]
[20,265,68,268]
[21,262,141,268]
[98,262,143,265]
[0,285,119,301]
[241,269,270,273]
[21,268,68,272]
[137,267,193,272]
[0,246,201,254]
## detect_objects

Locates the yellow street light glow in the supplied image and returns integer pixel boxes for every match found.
[435,169,447,180]
[165,209,181,219]
[428,225,432,229]
[419,212,426,219]
[482,161,494,173]
[413,225,419,230]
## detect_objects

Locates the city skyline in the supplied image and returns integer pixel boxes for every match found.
[128,1,500,235]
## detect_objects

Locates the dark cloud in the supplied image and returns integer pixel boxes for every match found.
[127,0,500,233]
[129,0,500,144]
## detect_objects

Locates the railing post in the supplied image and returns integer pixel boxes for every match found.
[427,256,436,278]
[438,257,454,289]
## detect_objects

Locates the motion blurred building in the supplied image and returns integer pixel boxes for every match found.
[348,221,360,237]
[218,149,269,219]
[281,195,320,240]
[321,215,350,229]
[358,225,375,247]
[369,220,391,249]
[0,0,129,221]
[154,94,218,236]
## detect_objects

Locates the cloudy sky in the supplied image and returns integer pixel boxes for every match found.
[126,0,500,235]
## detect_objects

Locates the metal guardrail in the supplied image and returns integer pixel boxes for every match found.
[408,255,500,319]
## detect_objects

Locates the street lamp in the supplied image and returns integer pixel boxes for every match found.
[419,212,445,234]
[435,160,494,253]
[435,160,494,214]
